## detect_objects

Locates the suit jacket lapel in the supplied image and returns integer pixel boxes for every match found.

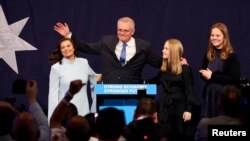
[135,38,144,54]
[108,37,121,65]
[110,37,119,53]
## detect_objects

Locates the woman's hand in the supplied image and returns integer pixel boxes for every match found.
[180,57,188,65]
[183,111,192,122]
[199,68,212,80]
[96,74,102,82]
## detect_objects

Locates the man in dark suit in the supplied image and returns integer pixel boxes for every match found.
[54,17,162,84]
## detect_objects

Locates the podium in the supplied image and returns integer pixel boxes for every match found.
[96,84,156,124]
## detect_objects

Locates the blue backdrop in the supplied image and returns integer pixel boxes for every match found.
[1,0,250,110]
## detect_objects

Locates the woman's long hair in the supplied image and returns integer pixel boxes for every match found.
[207,23,234,61]
[48,38,78,65]
[161,39,183,75]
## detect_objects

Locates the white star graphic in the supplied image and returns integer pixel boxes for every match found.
[0,5,37,74]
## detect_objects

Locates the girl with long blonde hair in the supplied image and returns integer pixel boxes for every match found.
[150,39,197,141]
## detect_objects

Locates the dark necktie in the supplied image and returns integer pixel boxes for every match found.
[120,43,127,66]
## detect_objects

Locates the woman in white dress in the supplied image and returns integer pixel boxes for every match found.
[48,38,96,121]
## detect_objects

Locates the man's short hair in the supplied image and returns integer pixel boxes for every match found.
[219,85,242,117]
[135,97,156,116]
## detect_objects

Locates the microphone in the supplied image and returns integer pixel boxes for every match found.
[137,88,147,99]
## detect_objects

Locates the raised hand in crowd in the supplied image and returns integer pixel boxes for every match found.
[25,80,50,141]
[26,80,38,104]
[68,79,85,95]
[50,79,85,128]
